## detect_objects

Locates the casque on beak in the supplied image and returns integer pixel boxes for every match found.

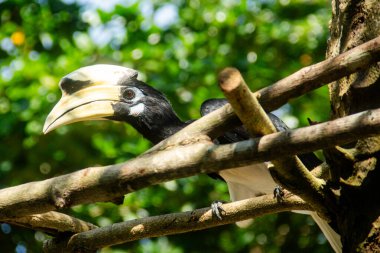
[43,64,138,134]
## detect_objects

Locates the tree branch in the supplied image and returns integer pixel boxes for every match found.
[41,194,310,252]
[258,35,380,112]
[4,163,326,239]
[3,211,97,236]
[151,36,380,148]
[218,67,327,215]
[1,108,380,219]
[218,67,277,135]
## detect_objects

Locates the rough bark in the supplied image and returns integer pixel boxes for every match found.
[43,195,309,252]
[3,211,97,236]
[326,0,380,251]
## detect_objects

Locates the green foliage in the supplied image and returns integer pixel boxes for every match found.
[0,0,332,252]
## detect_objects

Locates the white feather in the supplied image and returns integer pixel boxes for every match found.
[220,163,276,227]
[310,212,342,253]
[219,163,342,252]
[129,103,145,117]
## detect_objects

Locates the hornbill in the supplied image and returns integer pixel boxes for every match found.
[43,64,341,252]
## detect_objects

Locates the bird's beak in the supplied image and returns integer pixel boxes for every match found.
[43,85,122,134]
[43,64,138,134]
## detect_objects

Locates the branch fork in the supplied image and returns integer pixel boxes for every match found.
[218,67,329,216]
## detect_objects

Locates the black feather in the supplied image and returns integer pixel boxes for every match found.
[200,98,322,170]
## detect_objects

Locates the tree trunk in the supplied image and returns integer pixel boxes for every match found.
[326,0,380,251]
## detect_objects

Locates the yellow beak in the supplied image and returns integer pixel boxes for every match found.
[43,85,122,134]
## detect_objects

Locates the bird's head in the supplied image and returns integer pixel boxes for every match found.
[43,64,182,142]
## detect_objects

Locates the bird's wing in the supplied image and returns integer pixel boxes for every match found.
[200,98,249,143]
[200,98,291,141]
[200,98,322,168]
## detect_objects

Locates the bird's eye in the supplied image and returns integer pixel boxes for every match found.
[124,89,136,100]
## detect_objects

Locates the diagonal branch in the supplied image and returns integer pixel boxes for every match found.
[3,211,97,236]
[218,67,277,135]
[41,194,310,252]
[1,107,380,219]
[152,36,380,147]
[218,67,327,215]
[257,35,380,112]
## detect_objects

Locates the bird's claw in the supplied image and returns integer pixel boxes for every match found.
[211,200,226,220]
[273,185,284,202]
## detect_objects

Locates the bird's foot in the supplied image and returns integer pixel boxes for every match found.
[273,185,285,202]
[211,200,226,220]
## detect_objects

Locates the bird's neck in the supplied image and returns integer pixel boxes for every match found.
[130,110,186,145]
[138,121,185,145]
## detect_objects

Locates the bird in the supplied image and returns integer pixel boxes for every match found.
[43,64,342,252]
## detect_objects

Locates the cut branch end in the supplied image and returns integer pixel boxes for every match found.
[218,67,244,92]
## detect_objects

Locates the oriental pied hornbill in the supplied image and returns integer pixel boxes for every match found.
[43,64,341,252]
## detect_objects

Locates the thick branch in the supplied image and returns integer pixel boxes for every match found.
[258,35,380,112]
[3,211,97,236]
[5,164,326,238]
[178,36,380,141]
[1,108,380,219]
[218,67,327,215]
[42,195,309,252]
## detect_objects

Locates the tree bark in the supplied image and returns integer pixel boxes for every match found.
[326,0,380,251]
[46,195,309,252]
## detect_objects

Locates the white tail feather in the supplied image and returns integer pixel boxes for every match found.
[225,180,255,227]
[219,163,342,252]
[310,212,342,253]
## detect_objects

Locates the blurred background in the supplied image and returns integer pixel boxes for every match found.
[0,0,332,252]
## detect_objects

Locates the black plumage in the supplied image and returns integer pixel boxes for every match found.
[109,80,185,144]
[201,98,321,168]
